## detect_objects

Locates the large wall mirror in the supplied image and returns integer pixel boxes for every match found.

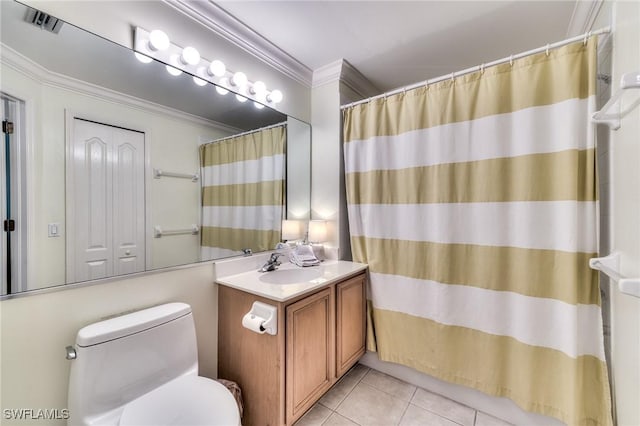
[0,0,311,296]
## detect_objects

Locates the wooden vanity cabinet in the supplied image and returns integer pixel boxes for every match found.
[218,271,366,426]
[335,274,367,377]
[286,287,335,422]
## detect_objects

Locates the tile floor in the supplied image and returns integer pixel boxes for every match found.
[294,364,513,426]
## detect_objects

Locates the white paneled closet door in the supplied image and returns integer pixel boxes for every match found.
[68,118,145,283]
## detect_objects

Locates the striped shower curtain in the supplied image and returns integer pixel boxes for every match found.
[200,124,285,259]
[344,39,612,425]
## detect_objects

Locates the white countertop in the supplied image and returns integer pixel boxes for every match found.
[215,260,368,302]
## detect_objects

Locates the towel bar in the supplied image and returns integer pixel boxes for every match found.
[591,70,640,129]
[589,252,640,298]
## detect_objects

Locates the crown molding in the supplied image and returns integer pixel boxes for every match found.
[566,0,604,36]
[312,59,344,88]
[312,59,379,99]
[162,0,313,87]
[1,44,242,134]
[340,60,380,99]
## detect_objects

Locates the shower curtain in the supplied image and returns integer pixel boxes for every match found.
[344,39,612,425]
[200,125,285,259]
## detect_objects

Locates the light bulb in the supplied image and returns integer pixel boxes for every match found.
[208,60,226,77]
[181,46,200,66]
[148,30,170,51]
[193,76,207,86]
[251,81,267,100]
[254,102,264,109]
[166,65,182,76]
[236,94,248,102]
[134,52,152,63]
[232,71,248,87]
[216,78,229,95]
[166,54,182,76]
[268,89,283,103]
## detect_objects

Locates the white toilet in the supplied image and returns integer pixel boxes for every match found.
[67,302,240,426]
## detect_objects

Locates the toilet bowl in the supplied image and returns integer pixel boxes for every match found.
[67,303,240,426]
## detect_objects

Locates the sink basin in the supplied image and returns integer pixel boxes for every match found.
[258,268,322,285]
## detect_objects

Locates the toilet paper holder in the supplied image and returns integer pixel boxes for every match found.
[242,301,277,335]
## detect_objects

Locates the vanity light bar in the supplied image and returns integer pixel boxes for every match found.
[133,27,283,107]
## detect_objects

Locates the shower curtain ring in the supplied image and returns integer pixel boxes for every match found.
[450,72,455,82]
[509,55,514,66]
[480,63,485,74]
[583,32,591,45]
[545,44,550,56]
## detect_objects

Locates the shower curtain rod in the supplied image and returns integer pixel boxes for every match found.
[341,26,611,110]
[207,121,287,144]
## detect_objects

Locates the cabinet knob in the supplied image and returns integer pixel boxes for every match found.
[125,250,131,256]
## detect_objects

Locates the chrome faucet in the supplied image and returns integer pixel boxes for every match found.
[259,253,284,272]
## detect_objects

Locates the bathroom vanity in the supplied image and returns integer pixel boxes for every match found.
[216,261,368,425]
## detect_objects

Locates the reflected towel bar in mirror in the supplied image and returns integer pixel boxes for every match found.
[153,168,199,182]
[154,225,200,238]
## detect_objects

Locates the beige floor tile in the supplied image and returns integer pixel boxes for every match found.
[361,369,417,402]
[475,411,513,426]
[294,403,333,426]
[399,404,460,426]
[411,388,476,426]
[336,382,408,426]
[322,412,360,426]
[319,371,363,410]
[346,363,370,382]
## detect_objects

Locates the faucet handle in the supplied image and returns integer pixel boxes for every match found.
[270,252,284,264]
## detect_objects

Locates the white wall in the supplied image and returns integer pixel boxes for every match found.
[309,70,375,260]
[608,2,640,424]
[311,80,342,253]
[0,263,219,426]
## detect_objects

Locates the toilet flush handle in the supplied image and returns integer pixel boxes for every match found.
[65,345,77,360]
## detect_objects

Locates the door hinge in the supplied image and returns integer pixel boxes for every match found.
[4,220,15,232]
[2,120,14,134]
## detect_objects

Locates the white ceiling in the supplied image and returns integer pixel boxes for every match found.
[214,0,583,92]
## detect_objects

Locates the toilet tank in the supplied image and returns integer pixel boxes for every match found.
[68,303,199,425]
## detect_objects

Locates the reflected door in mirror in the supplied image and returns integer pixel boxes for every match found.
[67,118,145,282]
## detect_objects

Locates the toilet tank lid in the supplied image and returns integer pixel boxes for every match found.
[76,303,192,347]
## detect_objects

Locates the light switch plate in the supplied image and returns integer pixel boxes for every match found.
[48,223,60,237]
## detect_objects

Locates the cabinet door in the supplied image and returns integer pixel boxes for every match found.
[286,287,335,424]
[336,273,366,377]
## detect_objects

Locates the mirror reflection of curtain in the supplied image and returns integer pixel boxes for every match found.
[200,124,286,259]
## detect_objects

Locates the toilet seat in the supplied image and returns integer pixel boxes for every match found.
[119,375,239,426]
